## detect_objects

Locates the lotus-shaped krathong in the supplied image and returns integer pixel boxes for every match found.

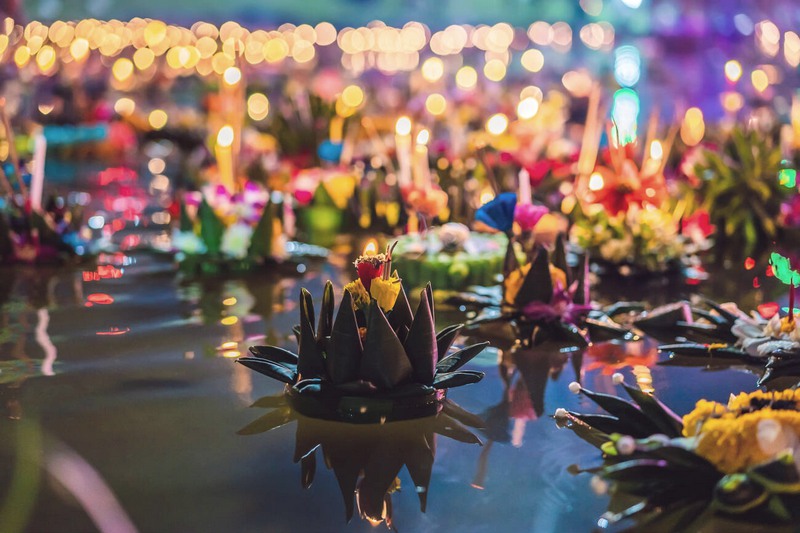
[448,236,637,349]
[238,394,484,527]
[555,380,800,528]
[238,279,488,422]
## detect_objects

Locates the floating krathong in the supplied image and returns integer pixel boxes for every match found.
[238,242,488,422]
[238,394,483,527]
[654,254,800,385]
[555,381,800,527]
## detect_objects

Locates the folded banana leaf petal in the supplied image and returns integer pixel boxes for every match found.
[619,500,711,533]
[433,415,483,445]
[442,399,487,429]
[328,290,363,384]
[292,325,301,345]
[433,370,484,389]
[573,254,590,306]
[435,324,464,361]
[700,297,739,325]
[360,301,413,389]
[298,289,326,379]
[248,345,299,366]
[604,301,646,318]
[396,324,410,345]
[619,383,684,437]
[759,358,800,385]
[387,284,414,333]
[237,406,295,435]
[293,422,320,463]
[404,288,438,384]
[317,281,335,342]
[237,357,298,384]
[553,235,571,284]
[436,342,489,373]
[326,445,363,522]
[578,388,662,438]
[424,282,434,316]
[250,394,288,408]
[399,433,435,512]
[743,453,800,494]
[566,412,624,435]
[301,451,317,489]
[293,377,329,395]
[633,301,692,332]
[557,412,612,449]
[645,445,720,474]
[502,238,521,278]
[713,474,769,514]
[690,307,731,327]
[602,459,695,483]
[585,317,639,342]
[515,247,552,307]
[542,321,588,347]
[659,343,749,361]
[359,446,405,521]
[336,380,379,395]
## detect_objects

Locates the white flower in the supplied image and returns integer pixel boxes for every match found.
[171,229,207,255]
[220,223,253,259]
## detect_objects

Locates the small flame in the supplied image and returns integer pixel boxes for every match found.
[649,140,663,160]
[363,239,378,256]
[588,172,604,191]
[416,128,430,145]
[217,125,234,147]
[395,116,412,136]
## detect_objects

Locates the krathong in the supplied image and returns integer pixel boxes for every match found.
[237,241,488,422]
[555,380,800,527]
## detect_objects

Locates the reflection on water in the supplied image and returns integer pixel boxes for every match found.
[239,397,483,529]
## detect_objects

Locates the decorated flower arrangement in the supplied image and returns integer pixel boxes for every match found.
[171,181,292,275]
[238,394,483,527]
[237,242,488,422]
[391,223,509,291]
[658,253,800,385]
[292,167,357,246]
[556,381,800,527]
[681,126,796,256]
[567,135,713,275]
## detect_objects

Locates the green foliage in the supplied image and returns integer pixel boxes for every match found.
[248,200,274,260]
[690,127,790,255]
[198,199,224,255]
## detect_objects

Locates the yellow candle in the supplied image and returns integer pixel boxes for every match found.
[216,125,235,190]
[413,128,431,188]
[395,116,412,187]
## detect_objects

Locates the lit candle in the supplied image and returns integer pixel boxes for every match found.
[517,168,531,205]
[330,115,344,144]
[395,116,412,187]
[413,128,431,188]
[215,125,235,191]
[30,132,47,212]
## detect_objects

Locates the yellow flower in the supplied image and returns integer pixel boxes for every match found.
[370,275,401,312]
[504,264,530,305]
[322,173,356,209]
[344,279,370,310]
[682,390,800,473]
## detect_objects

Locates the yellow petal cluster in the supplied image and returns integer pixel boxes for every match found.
[682,390,800,473]
[370,275,401,312]
[344,278,370,310]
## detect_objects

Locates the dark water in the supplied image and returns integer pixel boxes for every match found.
[0,240,789,533]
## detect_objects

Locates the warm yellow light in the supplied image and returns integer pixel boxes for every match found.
[588,172,604,191]
[114,97,136,117]
[112,57,134,82]
[520,85,544,101]
[341,84,365,107]
[247,93,269,121]
[681,107,705,147]
[395,116,412,136]
[516,97,540,120]
[35,45,56,72]
[486,113,509,135]
[425,93,447,116]
[222,297,238,306]
[751,69,769,92]
[520,49,544,72]
[69,38,89,61]
[421,56,444,82]
[721,91,744,113]
[217,125,235,147]
[133,47,155,70]
[148,158,166,174]
[148,109,168,130]
[221,316,239,326]
[264,39,289,62]
[314,22,337,46]
[223,66,242,85]
[649,140,663,160]
[724,60,742,83]
[144,20,168,47]
[455,65,478,90]
[363,239,378,256]
[416,128,430,145]
[479,189,495,205]
[483,59,507,82]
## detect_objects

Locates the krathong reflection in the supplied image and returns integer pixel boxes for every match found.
[239,395,483,527]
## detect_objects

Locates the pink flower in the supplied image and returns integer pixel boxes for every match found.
[514,203,548,232]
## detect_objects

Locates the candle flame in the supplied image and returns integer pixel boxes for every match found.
[588,172,604,191]
[649,140,663,160]
[416,128,430,145]
[395,116,412,136]
[363,239,378,256]
[217,125,235,147]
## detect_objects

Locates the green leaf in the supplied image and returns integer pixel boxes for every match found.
[237,357,297,383]
[432,370,484,389]
[327,289,362,384]
[404,288,438,384]
[247,200,274,259]
[198,199,224,255]
[237,406,295,435]
[620,384,684,437]
[435,342,489,373]
[248,345,299,366]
